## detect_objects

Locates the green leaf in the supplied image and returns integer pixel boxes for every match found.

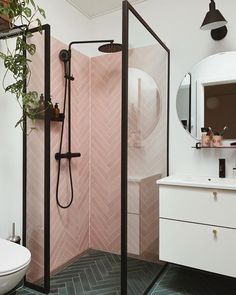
[23,7,31,17]
[37,6,46,18]
[29,0,36,9]
[36,18,42,29]
[26,31,33,38]
[0,52,6,60]
[15,118,23,128]
[26,43,36,55]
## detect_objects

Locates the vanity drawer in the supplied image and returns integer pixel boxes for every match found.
[160,218,236,278]
[159,186,236,228]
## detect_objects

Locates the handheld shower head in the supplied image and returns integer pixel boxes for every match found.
[59,49,70,63]
[98,41,122,53]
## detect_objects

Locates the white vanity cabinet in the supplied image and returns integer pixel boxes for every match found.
[158,176,236,278]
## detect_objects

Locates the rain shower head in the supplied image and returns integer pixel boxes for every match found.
[98,42,122,53]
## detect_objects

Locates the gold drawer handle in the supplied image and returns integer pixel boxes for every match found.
[213,191,218,200]
[213,229,218,238]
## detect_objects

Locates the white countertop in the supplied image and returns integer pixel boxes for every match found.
[157,175,236,190]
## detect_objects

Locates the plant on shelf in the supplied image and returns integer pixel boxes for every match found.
[0,0,46,129]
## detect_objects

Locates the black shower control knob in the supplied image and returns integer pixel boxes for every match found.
[55,152,81,160]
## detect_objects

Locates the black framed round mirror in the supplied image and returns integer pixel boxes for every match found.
[176,51,236,140]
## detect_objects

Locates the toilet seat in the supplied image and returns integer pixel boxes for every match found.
[0,238,31,276]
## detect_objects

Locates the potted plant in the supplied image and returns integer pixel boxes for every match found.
[0,0,46,129]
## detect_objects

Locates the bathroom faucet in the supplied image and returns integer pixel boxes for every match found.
[219,158,226,178]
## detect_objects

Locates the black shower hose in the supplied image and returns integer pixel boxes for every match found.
[55,62,74,209]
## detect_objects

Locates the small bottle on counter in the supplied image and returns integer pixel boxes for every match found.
[48,97,54,117]
[38,93,45,114]
[53,103,60,119]
[201,127,211,147]
[233,168,236,179]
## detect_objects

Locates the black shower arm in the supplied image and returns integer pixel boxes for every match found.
[68,39,114,51]
[66,39,114,153]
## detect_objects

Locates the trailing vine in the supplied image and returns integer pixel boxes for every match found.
[0,0,46,129]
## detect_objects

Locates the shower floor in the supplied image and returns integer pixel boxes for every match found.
[16,249,163,295]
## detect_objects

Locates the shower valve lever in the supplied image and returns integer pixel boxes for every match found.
[55,152,81,160]
[64,74,74,81]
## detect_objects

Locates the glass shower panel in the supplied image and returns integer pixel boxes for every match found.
[24,27,50,292]
[127,9,169,295]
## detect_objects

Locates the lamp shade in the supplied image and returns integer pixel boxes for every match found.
[201,1,227,30]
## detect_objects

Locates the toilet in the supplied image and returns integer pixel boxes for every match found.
[0,238,31,295]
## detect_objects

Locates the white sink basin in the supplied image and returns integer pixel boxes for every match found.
[157,175,236,190]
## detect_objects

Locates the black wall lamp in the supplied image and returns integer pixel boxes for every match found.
[201,0,228,40]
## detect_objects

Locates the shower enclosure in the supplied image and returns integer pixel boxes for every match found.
[21,1,169,294]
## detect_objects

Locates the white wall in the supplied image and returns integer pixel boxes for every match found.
[37,0,91,54]
[0,55,23,239]
[89,0,236,178]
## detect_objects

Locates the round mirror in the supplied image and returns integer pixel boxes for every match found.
[176,51,236,140]
[128,67,161,147]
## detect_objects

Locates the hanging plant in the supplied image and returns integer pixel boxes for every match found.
[0,0,46,129]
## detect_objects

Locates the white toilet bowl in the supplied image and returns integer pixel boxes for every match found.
[0,238,31,295]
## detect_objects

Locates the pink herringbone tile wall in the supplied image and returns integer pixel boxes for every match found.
[90,53,122,253]
[25,35,90,282]
[50,37,90,273]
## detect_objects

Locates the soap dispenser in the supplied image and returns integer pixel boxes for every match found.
[48,97,54,116]
[38,93,45,114]
[53,103,60,119]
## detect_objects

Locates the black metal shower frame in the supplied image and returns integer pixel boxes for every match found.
[23,24,51,294]
[121,1,170,294]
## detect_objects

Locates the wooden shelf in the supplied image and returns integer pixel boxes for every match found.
[35,113,64,122]
[0,22,26,40]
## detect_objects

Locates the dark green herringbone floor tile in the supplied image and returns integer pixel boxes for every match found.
[18,253,236,295]
[148,266,236,295]
[16,250,161,295]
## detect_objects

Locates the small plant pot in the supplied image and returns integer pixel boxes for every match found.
[212,135,223,147]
